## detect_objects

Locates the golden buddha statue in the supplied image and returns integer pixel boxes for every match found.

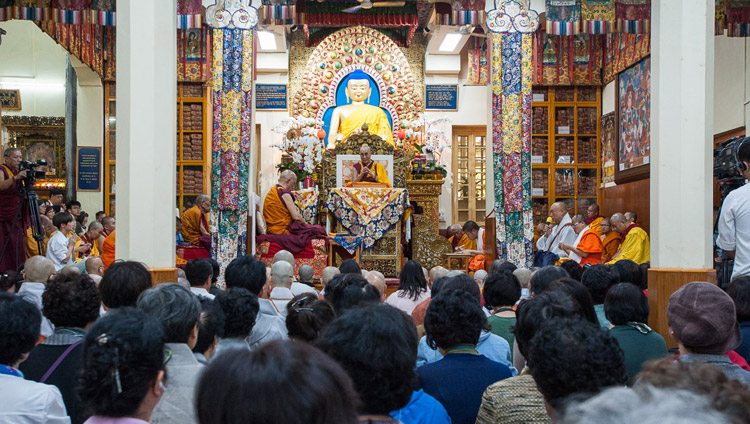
[327,70,394,148]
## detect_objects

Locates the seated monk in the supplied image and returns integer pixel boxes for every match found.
[346,144,391,188]
[76,221,104,261]
[181,194,211,249]
[259,170,327,254]
[446,224,470,252]
[606,213,650,265]
[459,221,486,272]
[559,214,603,266]
[25,215,55,258]
[586,203,604,237]
[101,230,116,271]
[599,218,620,263]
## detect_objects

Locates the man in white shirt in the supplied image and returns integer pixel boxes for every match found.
[718,139,750,280]
[45,213,80,271]
[269,261,295,317]
[17,255,56,338]
[185,258,215,299]
[546,202,577,258]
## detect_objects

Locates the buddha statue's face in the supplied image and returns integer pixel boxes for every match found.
[345,79,371,102]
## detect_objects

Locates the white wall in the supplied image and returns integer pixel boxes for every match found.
[714,35,745,135]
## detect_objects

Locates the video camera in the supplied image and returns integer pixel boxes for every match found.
[714,136,748,199]
[19,159,47,184]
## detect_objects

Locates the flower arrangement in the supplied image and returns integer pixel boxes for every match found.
[399,113,452,162]
[271,116,325,179]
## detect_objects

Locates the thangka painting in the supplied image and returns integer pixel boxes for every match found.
[616,56,650,182]
[601,112,616,184]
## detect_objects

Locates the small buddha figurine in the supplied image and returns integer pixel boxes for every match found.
[327,69,394,148]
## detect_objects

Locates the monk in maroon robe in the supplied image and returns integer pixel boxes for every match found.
[0,148,30,272]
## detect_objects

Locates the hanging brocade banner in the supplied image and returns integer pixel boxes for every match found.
[546,0,581,35]
[486,0,539,267]
[616,0,650,34]
[727,0,750,37]
[206,0,258,277]
[581,0,614,34]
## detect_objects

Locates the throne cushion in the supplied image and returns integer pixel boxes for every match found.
[255,238,327,282]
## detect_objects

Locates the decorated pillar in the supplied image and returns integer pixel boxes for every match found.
[205,1,258,274]
[486,0,539,267]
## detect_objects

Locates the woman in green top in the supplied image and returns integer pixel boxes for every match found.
[484,271,522,358]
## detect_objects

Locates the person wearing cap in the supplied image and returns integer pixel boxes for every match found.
[669,281,750,387]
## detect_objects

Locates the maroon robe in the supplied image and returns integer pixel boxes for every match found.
[353,161,380,184]
[0,165,29,272]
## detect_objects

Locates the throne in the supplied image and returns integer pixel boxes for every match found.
[320,125,413,276]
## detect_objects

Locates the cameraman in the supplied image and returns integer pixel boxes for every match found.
[718,140,750,280]
[0,148,29,273]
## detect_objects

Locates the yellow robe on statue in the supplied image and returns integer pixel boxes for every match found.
[336,104,394,145]
[263,185,293,235]
[181,205,209,246]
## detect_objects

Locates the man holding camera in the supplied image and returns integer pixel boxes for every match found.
[0,148,29,272]
[718,140,750,280]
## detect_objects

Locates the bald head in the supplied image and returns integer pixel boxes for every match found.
[611,213,629,234]
[360,144,371,154]
[587,203,600,218]
[572,214,586,224]
[550,201,568,224]
[279,169,297,184]
[102,216,116,233]
[273,250,295,268]
[624,211,637,224]
[447,224,462,239]
[24,256,56,284]
[41,215,55,236]
[88,221,103,231]
[366,271,386,302]
[321,266,340,285]
[429,266,448,283]
[298,264,314,283]
[271,261,294,288]
[85,256,104,276]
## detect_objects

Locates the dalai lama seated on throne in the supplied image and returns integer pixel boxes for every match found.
[260,170,327,254]
[347,144,391,188]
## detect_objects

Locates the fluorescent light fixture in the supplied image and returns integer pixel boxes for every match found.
[257,30,277,51]
[0,81,65,90]
[438,33,463,53]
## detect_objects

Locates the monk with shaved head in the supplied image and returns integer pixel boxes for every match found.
[181,193,211,247]
[606,213,650,264]
[544,201,577,258]
[599,217,620,263]
[559,214,603,265]
[586,203,604,236]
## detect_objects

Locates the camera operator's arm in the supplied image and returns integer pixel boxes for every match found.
[0,169,28,191]
[717,199,737,260]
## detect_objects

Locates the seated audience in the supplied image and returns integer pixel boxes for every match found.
[559,260,583,282]
[607,213,650,264]
[79,308,165,424]
[324,273,380,315]
[559,386,732,424]
[411,277,447,328]
[580,264,618,328]
[84,257,104,284]
[585,203,604,236]
[385,260,430,315]
[321,266,341,286]
[214,287,259,356]
[545,278,598,325]
[490,260,518,275]
[185,258,215,299]
[137,284,203,424]
[512,267,532,298]
[610,259,644,290]
[669,281,750,387]
[192,298,225,364]
[558,214,603,265]
[527,317,628,418]
[317,304,449,424]
[20,274,100,424]
[207,258,222,296]
[197,341,359,424]
[604,282,668,381]
[728,276,750,363]
[365,270,387,302]
[473,269,488,290]
[529,266,569,296]
[47,212,83,271]
[599,218,620,263]
[76,221,103,260]
[224,255,287,347]
[17,255,57,338]
[419,289,513,424]
[0,270,21,293]
[269,261,295,316]
[339,259,362,275]
[99,261,152,309]
[484,271,521,354]
[296,264,317,291]
[285,293,336,343]
[0,292,69,423]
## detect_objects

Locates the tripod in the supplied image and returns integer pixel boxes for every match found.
[0,175,44,269]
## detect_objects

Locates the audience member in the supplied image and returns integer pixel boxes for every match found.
[527,317,628,418]
[490,260,518,275]
[610,259,644,290]
[429,266,449,283]
[419,289,513,424]
[599,218,620,263]
[385,260,430,315]
[84,257,104,284]
[529,266,568,296]
[296,264,317,290]
[484,271,521,354]
[545,278,598,325]
[668,281,750,387]
[604,283,668,381]
[559,260,583,281]
[137,284,202,424]
[473,269,488,289]
[214,287,259,355]
[411,276,447,328]
[321,266,340,286]
[197,341,359,424]
[285,293,335,343]
[339,259,362,275]
[585,203,604,236]
[192,298,225,364]
[76,221,102,261]
[580,264,618,328]
[365,270,387,302]
[47,212,78,271]
[206,258,222,296]
[20,273,100,424]
[727,276,750,363]
[224,255,286,347]
[324,273,380,315]
[269,261,295,316]
[79,308,165,424]
[99,261,152,309]
[185,258,215,299]
[17,255,56,338]
[0,292,69,423]
[0,269,21,293]
[512,267,532,298]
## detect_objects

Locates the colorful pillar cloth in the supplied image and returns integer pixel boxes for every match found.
[487,0,539,267]
[206,1,258,277]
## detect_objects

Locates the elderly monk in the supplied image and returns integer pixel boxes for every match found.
[599,218,620,263]
[624,210,637,224]
[25,215,55,259]
[586,203,604,236]
[181,194,211,247]
[76,221,104,260]
[97,216,115,254]
[559,214,603,266]
[347,144,391,187]
[447,224,470,252]
[260,170,327,253]
[546,201,577,258]
[606,213,650,264]
[459,221,487,271]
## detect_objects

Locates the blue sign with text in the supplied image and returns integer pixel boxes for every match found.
[425,85,458,110]
[256,84,288,110]
[77,147,100,191]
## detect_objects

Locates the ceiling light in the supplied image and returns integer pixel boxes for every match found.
[257,30,277,51]
[438,33,462,52]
